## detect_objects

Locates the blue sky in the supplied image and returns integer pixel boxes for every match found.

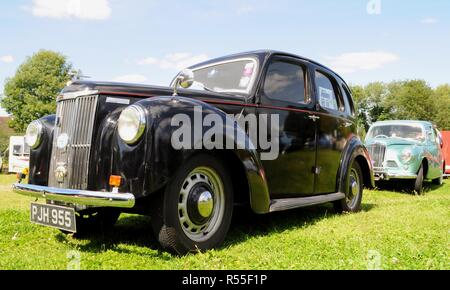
[1,0,449,116]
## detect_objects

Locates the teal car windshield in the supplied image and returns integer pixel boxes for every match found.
[367,124,425,142]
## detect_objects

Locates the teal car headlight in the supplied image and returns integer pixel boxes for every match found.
[399,149,414,164]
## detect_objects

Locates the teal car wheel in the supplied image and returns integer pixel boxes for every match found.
[414,165,424,195]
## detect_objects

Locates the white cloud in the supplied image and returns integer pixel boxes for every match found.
[236,4,255,15]
[325,51,399,74]
[138,53,209,71]
[112,74,148,84]
[0,55,14,63]
[28,0,111,20]
[420,18,438,25]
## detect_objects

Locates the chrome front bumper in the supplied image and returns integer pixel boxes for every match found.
[373,169,417,181]
[13,183,135,208]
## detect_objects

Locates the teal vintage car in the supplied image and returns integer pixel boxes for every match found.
[365,120,444,194]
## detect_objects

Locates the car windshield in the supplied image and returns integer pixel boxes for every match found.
[367,125,426,142]
[176,58,258,95]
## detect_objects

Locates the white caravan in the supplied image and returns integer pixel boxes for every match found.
[8,136,30,174]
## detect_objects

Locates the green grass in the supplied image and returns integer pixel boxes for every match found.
[0,174,449,270]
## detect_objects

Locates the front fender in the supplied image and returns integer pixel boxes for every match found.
[114,96,270,213]
[29,115,55,186]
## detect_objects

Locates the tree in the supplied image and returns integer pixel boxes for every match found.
[350,82,389,131]
[0,116,14,155]
[434,84,450,130]
[350,80,450,132]
[1,50,73,132]
[381,80,436,122]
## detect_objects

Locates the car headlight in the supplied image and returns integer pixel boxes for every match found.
[400,149,414,163]
[25,121,43,149]
[118,105,146,144]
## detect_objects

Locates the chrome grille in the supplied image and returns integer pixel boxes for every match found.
[48,95,99,189]
[367,143,386,168]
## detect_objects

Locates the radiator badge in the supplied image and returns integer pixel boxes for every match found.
[57,133,69,150]
[55,164,68,183]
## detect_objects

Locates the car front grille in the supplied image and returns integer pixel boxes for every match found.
[367,143,386,168]
[48,95,99,189]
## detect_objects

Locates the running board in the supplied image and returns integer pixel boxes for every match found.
[269,192,345,212]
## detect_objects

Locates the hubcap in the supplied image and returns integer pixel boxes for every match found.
[347,168,360,207]
[178,167,225,242]
[197,191,214,218]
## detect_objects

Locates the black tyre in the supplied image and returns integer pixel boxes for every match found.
[151,154,234,255]
[414,165,425,195]
[334,161,363,213]
[60,208,121,236]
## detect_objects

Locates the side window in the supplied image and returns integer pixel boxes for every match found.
[24,143,30,156]
[13,145,22,156]
[342,84,355,116]
[315,71,339,111]
[426,126,434,141]
[264,60,307,104]
[434,128,442,146]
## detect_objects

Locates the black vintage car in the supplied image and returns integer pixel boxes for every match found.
[14,50,374,254]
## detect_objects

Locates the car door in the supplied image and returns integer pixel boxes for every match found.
[313,69,355,194]
[257,56,318,198]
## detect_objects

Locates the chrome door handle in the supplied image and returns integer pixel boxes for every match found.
[344,121,353,128]
[308,115,320,122]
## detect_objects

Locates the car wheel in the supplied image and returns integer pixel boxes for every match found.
[60,208,121,236]
[334,161,363,213]
[152,154,233,255]
[414,165,425,195]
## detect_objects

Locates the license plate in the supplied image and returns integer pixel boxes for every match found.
[30,203,77,233]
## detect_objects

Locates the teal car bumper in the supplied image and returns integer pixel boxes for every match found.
[373,168,418,181]
[373,162,420,181]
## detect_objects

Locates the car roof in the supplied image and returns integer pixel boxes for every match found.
[188,50,349,86]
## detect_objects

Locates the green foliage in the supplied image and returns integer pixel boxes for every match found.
[0,117,15,156]
[1,50,73,132]
[350,80,450,131]
[434,85,450,130]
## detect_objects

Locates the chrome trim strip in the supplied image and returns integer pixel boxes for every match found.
[13,183,135,208]
[269,192,345,212]
[57,90,99,101]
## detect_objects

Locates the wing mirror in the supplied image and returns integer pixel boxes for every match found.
[173,69,194,96]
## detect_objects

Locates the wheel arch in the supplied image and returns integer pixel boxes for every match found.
[337,136,375,193]
[422,157,429,177]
